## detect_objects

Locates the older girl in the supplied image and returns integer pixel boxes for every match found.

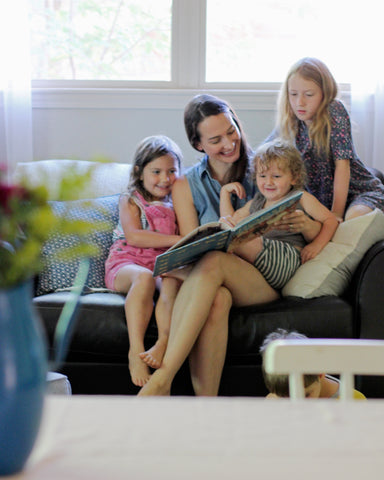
[274,57,384,222]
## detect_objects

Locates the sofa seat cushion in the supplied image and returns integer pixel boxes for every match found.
[35,292,354,367]
[34,291,157,363]
[227,295,354,363]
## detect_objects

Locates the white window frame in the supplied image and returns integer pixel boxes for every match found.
[31,0,350,110]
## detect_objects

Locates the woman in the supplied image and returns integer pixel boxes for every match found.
[139,95,320,396]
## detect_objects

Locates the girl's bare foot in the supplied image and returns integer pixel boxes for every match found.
[139,339,167,369]
[128,352,151,387]
[137,370,171,396]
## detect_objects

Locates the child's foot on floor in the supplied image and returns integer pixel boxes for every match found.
[139,340,167,369]
[128,352,151,387]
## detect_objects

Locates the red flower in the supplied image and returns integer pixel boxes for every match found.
[0,183,30,214]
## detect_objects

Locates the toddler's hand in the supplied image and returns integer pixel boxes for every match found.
[219,215,236,227]
[221,182,246,199]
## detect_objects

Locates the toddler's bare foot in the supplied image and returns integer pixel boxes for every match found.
[139,339,167,369]
[128,352,151,387]
[137,371,171,396]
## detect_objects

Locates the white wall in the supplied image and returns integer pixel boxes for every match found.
[31,88,351,171]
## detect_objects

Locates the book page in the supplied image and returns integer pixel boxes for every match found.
[167,221,230,251]
[227,190,302,252]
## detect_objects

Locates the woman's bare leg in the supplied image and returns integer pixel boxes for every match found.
[189,286,232,396]
[138,251,278,396]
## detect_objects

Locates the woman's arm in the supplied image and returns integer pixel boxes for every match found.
[120,196,181,248]
[171,175,200,236]
[332,159,350,222]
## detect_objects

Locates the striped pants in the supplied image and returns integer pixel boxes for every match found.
[254,238,301,290]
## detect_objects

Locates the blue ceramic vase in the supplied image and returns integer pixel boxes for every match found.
[0,280,47,476]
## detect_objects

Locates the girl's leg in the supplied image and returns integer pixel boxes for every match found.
[114,265,156,387]
[345,204,372,220]
[138,251,278,396]
[189,286,232,396]
[140,277,181,369]
[231,236,263,264]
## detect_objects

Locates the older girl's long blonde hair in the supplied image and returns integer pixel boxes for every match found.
[276,57,338,156]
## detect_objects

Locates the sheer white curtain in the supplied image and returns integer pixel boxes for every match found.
[350,11,384,173]
[0,0,33,180]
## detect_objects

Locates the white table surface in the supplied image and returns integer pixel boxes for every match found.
[10,395,384,480]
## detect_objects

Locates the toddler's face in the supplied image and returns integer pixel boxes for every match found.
[304,379,321,398]
[256,160,295,204]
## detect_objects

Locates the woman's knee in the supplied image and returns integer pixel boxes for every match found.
[196,251,226,276]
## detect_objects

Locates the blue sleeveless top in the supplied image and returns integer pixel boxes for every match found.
[185,156,256,225]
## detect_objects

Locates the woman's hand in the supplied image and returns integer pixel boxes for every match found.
[274,209,321,242]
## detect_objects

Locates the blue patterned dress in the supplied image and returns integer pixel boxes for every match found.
[295,99,384,212]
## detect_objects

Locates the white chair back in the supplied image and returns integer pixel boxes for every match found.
[264,338,384,400]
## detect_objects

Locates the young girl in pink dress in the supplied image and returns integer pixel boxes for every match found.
[105,135,183,387]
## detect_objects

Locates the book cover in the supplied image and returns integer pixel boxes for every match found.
[153,190,303,277]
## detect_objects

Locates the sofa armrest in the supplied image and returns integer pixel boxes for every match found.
[346,240,384,339]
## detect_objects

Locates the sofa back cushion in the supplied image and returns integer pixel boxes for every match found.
[282,209,384,298]
[36,194,119,296]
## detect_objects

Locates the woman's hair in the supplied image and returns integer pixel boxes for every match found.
[127,135,182,201]
[184,94,252,184]
[259,328,319,397]
[276,57,338,156]
[253,139,306,190]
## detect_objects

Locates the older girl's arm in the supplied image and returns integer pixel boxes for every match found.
[299,192,338,263]
[332,159,350,222]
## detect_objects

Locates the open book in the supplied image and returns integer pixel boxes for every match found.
[153,190,303,277]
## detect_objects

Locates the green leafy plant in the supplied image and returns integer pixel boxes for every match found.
[0,163,104,289]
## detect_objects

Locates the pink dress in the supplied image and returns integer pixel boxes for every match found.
[104,191,177,288]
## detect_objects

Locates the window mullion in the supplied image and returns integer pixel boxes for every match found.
[172,0,206,89]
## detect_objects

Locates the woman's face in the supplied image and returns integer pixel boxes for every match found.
[288,73,323,126]
[196,112,241,166]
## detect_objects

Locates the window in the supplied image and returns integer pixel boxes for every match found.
[30,0,172,81]
[29,0,369,88]
[205,0,367,85]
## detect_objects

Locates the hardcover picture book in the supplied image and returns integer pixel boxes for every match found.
[153,190,303,277]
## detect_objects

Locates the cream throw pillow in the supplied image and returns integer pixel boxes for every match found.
[282,209,384,298]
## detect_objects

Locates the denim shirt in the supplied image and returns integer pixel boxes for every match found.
[185,155,256,225]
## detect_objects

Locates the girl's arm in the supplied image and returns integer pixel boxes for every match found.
[171,176,200,236]
[220,182,251,227]
[299,191,339,263]
[120,196,181,249]
[332,159,350,222]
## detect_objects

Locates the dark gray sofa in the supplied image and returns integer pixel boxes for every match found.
[32,166,384,398]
